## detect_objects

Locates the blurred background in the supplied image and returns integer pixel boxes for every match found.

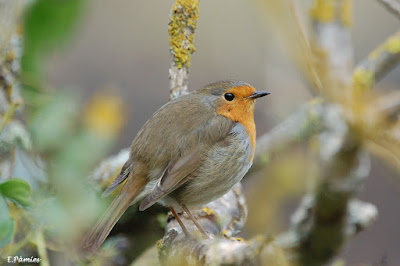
[1,0,400,265]
[46,0,400,263]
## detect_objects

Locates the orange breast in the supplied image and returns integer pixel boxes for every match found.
[216,86,256,160]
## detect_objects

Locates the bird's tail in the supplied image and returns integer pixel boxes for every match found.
[81,174,145,253]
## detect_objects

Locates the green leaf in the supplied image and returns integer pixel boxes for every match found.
[0,197,15,248]
[22,0,85,90]
[0,179,32,207]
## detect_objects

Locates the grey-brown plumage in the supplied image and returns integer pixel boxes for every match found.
[82,80,269,252]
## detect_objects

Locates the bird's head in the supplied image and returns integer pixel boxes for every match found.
[200,80,270,123]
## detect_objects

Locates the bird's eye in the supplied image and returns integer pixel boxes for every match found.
[224,93,234,101]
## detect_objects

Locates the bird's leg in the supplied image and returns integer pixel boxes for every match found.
[180,204,209,238]
[169,206,191,237]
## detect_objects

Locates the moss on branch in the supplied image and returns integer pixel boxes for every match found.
[168,0,199,69]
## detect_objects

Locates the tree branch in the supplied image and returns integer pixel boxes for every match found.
[250,99,324,173]
[353,29,400,92]
[168,0,199,100]
[277,198,378,255]
[157,184,270,265]
[278,1,374,264]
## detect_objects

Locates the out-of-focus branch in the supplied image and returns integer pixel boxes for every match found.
[168,0,199,100]
[277,101,371,265]
[278,1,373,265]
[0,0,25,111]
[252,29,400,173]
[251,99,324,173]
[377,0,400,19]
[0,0,30,180]
[278,197,378,253]
[0,101,20,133]
[309,0,354,100]
[377,90,400,118]
[353,30,400,92]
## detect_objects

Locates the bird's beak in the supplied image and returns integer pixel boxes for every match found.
[246,91,270,100]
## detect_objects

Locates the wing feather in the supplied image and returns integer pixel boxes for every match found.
[102,160,132,198]
[139,146,205,210]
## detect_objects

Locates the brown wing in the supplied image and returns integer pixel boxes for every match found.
[138,145,206,211]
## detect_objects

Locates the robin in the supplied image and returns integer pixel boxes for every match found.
[83,80,270,252]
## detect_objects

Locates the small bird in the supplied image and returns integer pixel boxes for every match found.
[82,80,269,252]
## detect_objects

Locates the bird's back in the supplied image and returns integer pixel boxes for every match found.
[130,91,234,180]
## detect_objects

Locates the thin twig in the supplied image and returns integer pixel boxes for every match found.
[377,0,400,20]
[35,230,50,266]
[6,230,34,256]
[353,29,400,92]
[290,0,323,93]
[0,101,20,134]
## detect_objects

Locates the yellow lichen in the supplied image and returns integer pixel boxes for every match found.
[353,68,375,93]
[202,206,215,216]
[222,229,230,238]
[369,33,400,60]
[157,239,167,255]
[368,44,385,60]
[7,50,16,62]
[310,0,335,23]
[386,36,400,54]
[340,0,352,27]
[169,0,199,69]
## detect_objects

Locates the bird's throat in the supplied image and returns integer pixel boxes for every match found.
[216,101,256,160]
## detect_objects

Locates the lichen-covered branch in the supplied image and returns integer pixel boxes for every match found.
[156,184,279,265]
[353,30,400,92]
[0,0,31,181]
[168,0,199,100]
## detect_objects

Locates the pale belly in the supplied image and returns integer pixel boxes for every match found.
[161,123,253,208]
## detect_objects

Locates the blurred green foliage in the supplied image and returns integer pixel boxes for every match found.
[29,94,79,152]
[0,0,129,264]
[22,0,85,92]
